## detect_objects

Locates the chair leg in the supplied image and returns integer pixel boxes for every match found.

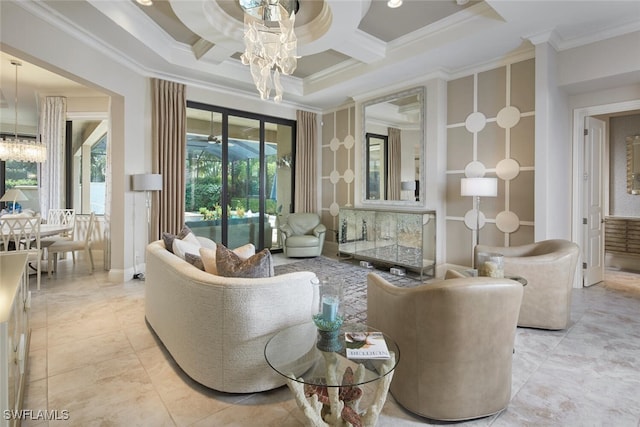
[86,247,94,272]
[48,255,53,279]
[36,253,41,291]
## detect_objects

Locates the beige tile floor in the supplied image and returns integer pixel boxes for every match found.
[20,254,640,426]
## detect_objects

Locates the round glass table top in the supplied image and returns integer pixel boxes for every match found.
[264,322,399,387]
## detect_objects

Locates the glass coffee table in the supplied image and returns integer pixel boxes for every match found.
[265,322,399,427]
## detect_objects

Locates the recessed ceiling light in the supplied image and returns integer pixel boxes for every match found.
[136,0,153,6]
[387,0,402,8]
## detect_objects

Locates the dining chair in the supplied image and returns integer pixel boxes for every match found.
[0,215,42,290]
[41,208,76,260]
[47,212,95,278]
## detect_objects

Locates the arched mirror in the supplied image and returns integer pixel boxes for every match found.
[361,86,424,206]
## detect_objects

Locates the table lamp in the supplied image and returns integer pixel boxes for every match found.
[0,188,28,212]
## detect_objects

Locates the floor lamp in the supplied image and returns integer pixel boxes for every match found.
[132,174,163,243]
[0,188,28,213]
[132,174,162,280]
[461,177,498,265]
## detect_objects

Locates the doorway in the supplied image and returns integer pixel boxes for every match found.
[572,99,640,287]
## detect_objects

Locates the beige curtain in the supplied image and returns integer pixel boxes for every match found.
[294,110,317,212]
[387,127,401,200]
[39,96,67,217]
[152,79,186,238]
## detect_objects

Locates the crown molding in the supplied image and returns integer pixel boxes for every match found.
[554,21,640,51]
[15,0,150,77]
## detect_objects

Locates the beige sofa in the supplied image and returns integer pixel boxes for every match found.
[475,239,580,330]
[145,240,317,393]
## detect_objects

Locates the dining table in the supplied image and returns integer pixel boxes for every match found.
[0,222,74,240]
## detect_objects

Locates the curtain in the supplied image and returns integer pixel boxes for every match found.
[387,127,402,200]
[152,79,186,239]
[39,96,67,217]
[294,110,318,212]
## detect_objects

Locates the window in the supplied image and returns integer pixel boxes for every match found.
[69,119,107,214]
[185,103,295,250]
[1,133,40,213]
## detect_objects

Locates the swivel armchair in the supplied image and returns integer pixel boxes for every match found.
[475,239,580,330]
[279,213,326,258]
[367,272,523,421]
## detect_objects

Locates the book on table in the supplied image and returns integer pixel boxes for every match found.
[345,332,390,359]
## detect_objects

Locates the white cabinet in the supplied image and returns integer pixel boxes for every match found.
[0,252,30,427]
[338,208,436,279]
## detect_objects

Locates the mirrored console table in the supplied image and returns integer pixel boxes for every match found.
[338,208,436,279]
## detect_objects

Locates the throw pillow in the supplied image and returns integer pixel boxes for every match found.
[195,236,216,250]
[173,236,201,260]
[185,252,205,271]
[161,225,192,253]
[216,244,273,278]
[199,243,255,275]
[444,269,467,279]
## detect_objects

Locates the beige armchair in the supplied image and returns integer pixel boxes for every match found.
[475,239,580,330]
[367,272,523,422]
[279,213,326,257]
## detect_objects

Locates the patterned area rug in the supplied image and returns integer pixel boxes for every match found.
[274,256,425,323]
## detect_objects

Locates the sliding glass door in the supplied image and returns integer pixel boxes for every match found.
[185,103,294,251]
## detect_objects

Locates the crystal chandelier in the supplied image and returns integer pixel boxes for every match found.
[239,0,298,103]
[0,60,46,163]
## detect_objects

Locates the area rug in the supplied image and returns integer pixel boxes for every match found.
[274,256,425,323]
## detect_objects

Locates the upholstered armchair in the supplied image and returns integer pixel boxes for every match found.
[367,272,523,422]
[475,239,580,330]
[279,213,326,257]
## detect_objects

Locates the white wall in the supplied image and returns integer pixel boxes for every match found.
[557,31,640,91]
[533,31,640,243]
[1,1,149,282]
[534,42,572,241]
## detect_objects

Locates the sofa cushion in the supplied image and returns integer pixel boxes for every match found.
[286,235,320,248]
[185,252,205,271]
[162,225,192,254]
[199,243,255,275]
[216,244,273,278]
[172,232,201,259]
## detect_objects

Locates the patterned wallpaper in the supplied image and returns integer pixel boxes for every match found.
[318,59,536,266]
[446,58,536,266]
[321,106,356,245]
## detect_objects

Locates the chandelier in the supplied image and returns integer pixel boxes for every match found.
[0,60,46,163]
[239,0,299,103]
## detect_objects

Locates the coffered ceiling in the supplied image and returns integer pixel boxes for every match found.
[1,0,639,127]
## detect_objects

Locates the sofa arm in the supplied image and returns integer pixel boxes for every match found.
[279,223,294,238]
[313,223,326,237]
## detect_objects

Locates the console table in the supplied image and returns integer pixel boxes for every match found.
[265,322,398,427]
[338,208,436,279]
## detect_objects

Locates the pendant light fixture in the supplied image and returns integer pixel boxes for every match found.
[207,111,220,144]
[0,60,47,163]
[239,0,299,103]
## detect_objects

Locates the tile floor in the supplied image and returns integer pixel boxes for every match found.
[20,254,640,426]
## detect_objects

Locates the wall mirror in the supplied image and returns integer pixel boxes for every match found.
[361,86,424,206]
[628,135,640,195]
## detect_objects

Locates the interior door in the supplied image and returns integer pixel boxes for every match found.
[583,116,606,286]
